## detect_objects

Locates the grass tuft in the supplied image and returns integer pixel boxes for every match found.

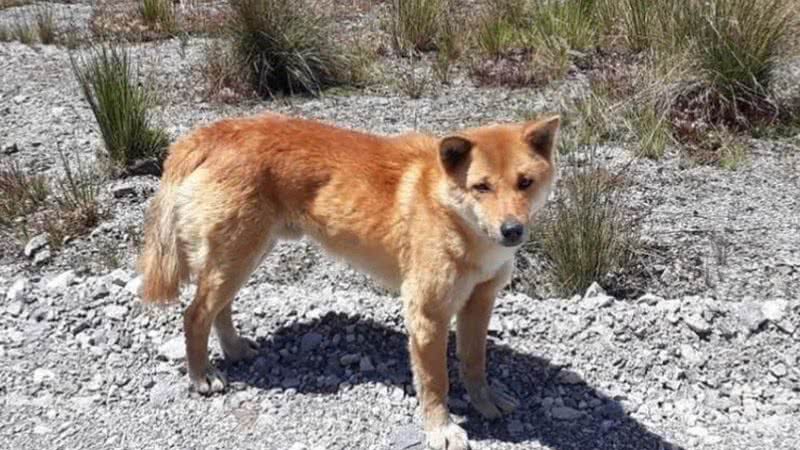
[388,0,443,54]
[541,149,636,295]
[140,0,176,32]
[230,0,353,97]
[33,3,56,44]
[70,45,168,170]
[0,161,50,230]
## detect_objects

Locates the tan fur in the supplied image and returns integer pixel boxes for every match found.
[137,112,559,449]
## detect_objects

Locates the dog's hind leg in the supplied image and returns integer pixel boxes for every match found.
[183,226,274,395]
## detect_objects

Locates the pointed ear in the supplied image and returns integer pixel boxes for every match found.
[523,115,560,161]
[439,136,473,174]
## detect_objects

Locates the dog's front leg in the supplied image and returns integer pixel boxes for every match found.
[456,262,519,419]
[403,284,469,450]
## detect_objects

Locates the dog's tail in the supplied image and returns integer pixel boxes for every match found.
[137,182,188,303]
[137,137,209,303]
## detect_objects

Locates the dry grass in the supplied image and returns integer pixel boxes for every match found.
[33,3,56,44]
[0,153,104,250]
[230,0,360,97]
[541,148,637,295]
[387,0,444,54]
[140,0,176,32]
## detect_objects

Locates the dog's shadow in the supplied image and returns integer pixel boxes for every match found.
[222,312,681,450]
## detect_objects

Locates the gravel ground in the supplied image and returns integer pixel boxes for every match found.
[2,3,799,450]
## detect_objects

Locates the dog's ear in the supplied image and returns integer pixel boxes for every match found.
[523,115,560,161]
[439,136,473,175]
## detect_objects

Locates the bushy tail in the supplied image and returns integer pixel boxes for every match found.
[137,183,189,303]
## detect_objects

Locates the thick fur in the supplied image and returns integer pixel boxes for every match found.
[137,112,559,450]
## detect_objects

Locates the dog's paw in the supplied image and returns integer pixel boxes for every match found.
[222,336,259,362]
[466,381,519,419]
[426,422,469,450]
[190,366,227,395]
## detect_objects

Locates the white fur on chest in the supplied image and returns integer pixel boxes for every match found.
[448,245,515,316]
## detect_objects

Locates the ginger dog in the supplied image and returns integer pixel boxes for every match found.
[138,112,560,449]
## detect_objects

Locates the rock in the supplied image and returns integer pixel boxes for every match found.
[556,369,583,385]
[551,406,583,420]
[24,234,49,258]
[158,336,185,360]
[388,424,424,450]
[762,299,788,323]
[6,278,29,302]
[339,353,360,366]
[104,305,128,321]
[359,356,375,372]
[32,425,52,435]
[33,368,56,384]
[2,143,20,155]
[582,294,614,309]
[679,344,704,366]
[33,249,51,265]
[770,362,787,378]
[111,183,136,198]
[300,332,323,353]
[737,302,766,333]
[46,270,75,292]
[637,293,664,305]
[125,276,143,297]
[684,314,712,337]
[108,269,131,287]
[6,301,23,317]
[583,282,606,298]
[687,426,708,438]
[91,282,110,300]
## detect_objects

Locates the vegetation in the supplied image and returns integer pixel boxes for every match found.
[70,45,168,169]
[541,148,636,295]
[230,0,356,97]
[140,0,176,32]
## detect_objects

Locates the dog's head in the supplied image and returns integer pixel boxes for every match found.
[437,116,559,247]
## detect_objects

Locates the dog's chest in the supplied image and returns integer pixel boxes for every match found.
[448,246,515,314]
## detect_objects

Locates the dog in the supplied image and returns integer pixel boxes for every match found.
[138,112,560,449]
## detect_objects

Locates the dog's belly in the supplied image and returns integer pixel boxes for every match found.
[307,232,403,292]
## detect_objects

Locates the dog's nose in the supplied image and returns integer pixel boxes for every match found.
[500,220,524,246]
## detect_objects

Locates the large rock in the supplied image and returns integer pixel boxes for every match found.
[24,234,49,258]
[762,299,788,323]
[158,336,185,360]
[6,277,29,302]
[46,270,76,293]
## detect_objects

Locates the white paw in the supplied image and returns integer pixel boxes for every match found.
[427,422,469,450]
[190,366,227,395]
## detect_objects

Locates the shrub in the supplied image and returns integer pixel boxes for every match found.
[541,149,635,295]
[230,0,352,97]
[70,45,169,169]
[10,12,35,44]
[201,38,252,102]
[627,103,670,159]
[475,0,529,57]
[530,0,598,52]
[0,161,49,230]
[388,0,443,54]
[140,0,176,32]
[46,149,103,247]
[34,3,56,44]
[684,0,792,106]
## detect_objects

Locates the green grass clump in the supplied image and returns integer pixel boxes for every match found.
[541,150,635,295]
[34,3,56,44]
[388,0,443,54]
[71,45,168,169]
[140,0,176,32]
[230,0,354,97]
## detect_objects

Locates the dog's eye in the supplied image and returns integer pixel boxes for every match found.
[518,178,533,190]
[472,182,492,193]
